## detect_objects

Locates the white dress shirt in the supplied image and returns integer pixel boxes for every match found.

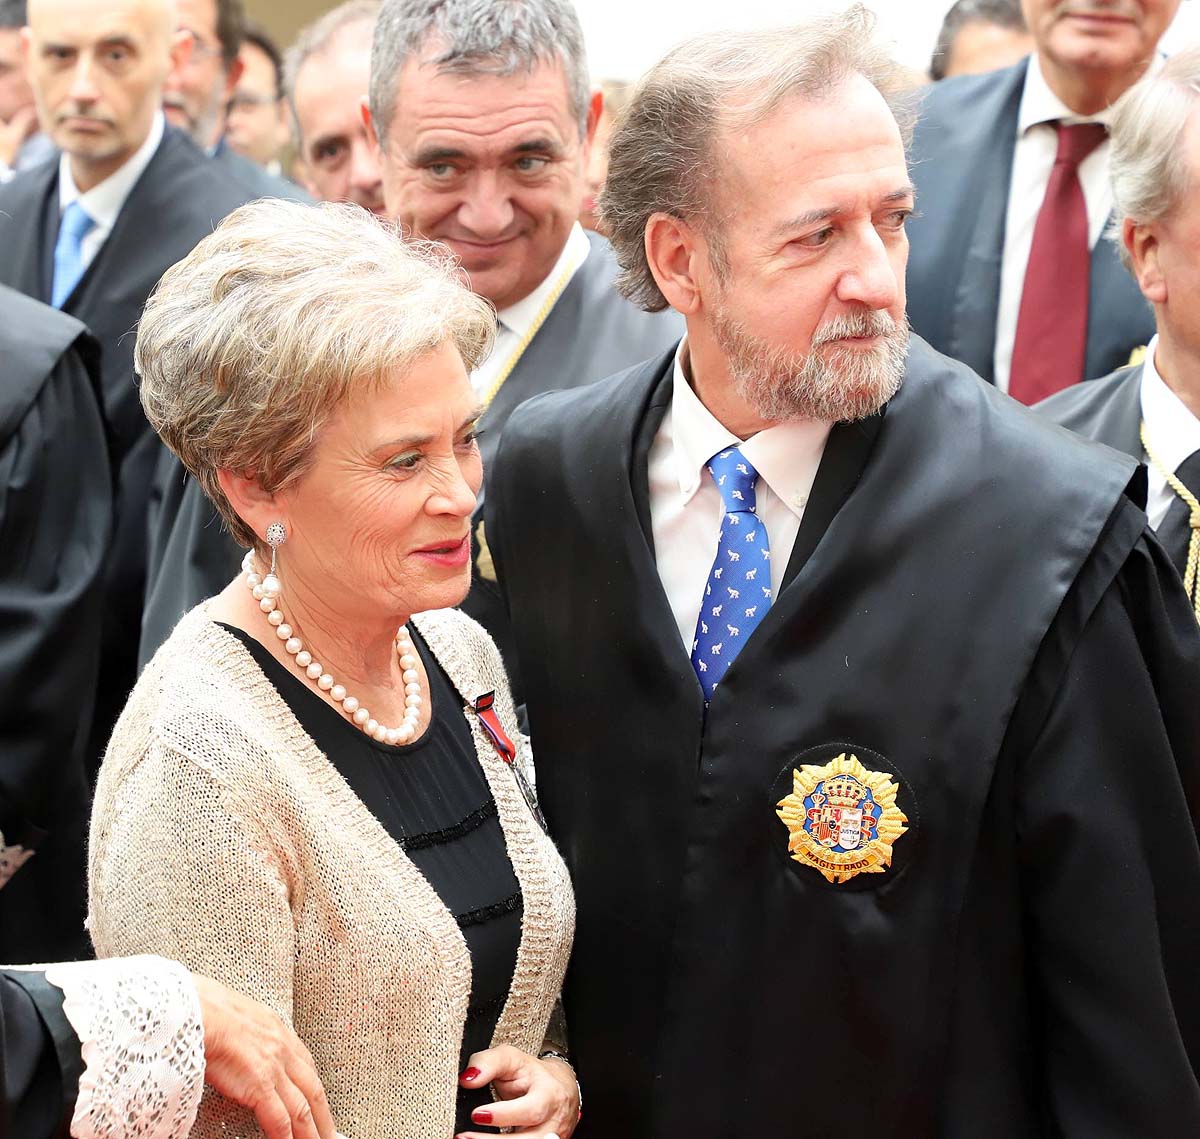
[1140,335,1200,530]
[57,111,164,271]
[648,340,831,651]
[992,55,1119,394]
[471,222,591,399]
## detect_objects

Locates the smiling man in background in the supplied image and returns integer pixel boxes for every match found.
[907,0,1177,402]
[139,0,682,684]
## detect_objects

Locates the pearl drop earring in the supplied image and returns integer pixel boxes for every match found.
[262,521,286,600]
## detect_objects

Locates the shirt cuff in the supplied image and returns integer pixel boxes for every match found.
[44,956,205,1139]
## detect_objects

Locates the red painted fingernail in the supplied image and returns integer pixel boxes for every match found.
[471,1108,493,1124]
[461,1066,481,1081]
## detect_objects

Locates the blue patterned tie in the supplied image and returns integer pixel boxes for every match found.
[51,201,96,309]
[690,446,772,703]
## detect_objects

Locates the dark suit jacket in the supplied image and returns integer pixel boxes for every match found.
[0,971,80,1139]
[0,287,110,962]
[1035,362,1143,458]
[906,58,1154,385]
[0,128,255,763]
[211,139,313,204]
[487,336,1200,1136]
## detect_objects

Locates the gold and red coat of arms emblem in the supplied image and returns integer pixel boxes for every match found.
[776,752,909,884]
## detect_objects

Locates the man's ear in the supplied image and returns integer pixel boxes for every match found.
[583,87,603,150]
[362,98,379,154]
[644,212,709,316]
[169,28,193,75]
[1125,217,1166,305]
[216,467,283,547]
[223,55,245,98]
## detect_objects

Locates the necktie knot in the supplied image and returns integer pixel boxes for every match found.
[1054,121,1107,169]
[706,447,759,515]
[60,200,95,241]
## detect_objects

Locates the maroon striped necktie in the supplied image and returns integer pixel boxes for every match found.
[1008,121,1108,405]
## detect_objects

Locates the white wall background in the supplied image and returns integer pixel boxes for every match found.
[576,0,1200,82]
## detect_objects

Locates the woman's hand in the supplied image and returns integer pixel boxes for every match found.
[455,1044,580,1139]
[193,973,337,1139]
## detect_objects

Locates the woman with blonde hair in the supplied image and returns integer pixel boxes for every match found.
[87,199,577,1139]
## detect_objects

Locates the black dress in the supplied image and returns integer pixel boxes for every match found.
[217,623,521,1133]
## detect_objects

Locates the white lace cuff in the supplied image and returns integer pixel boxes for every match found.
[45,956,205,1139]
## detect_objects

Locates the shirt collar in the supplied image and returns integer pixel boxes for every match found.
[668,338,831,520]
[1140,335,1200,474]
[1019,52,1164,134]
[495,222,590,337]
[58,111,165,226]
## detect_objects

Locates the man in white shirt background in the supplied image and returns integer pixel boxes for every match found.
[906,0,1177,402]
[1038,46,1200,618]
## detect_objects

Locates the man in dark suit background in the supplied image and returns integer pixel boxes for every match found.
[1038,46,1200,619]
[907,0,1177,402]
[163,0,307,201]
[0,0,255,793]
[486,7,1200,1134]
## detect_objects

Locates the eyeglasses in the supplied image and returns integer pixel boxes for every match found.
[228,92,282,112]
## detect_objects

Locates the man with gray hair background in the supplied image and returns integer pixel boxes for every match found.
[486,6,1200,1134]
[138,0,681,678]
[1038,46,1200,622]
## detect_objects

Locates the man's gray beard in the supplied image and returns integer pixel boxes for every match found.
[711,306,910,423]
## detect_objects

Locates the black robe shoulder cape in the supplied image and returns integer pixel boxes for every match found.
[486,334,1200,1137]
[0,285,111,962]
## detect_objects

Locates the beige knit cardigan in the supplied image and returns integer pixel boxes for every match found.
[87,604,575,1139]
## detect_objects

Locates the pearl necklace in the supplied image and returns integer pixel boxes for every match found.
[241,551,424,745]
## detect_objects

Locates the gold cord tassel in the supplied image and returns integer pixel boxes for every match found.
[1141,421,1200,625]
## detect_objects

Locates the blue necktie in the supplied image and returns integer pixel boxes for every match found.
[51,201,96,309]
[690,446,773,703]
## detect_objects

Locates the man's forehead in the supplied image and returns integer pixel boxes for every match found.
[31,0,168,41]
[294,50,370,132]
[393,55,575,141]
[173,0,216,36]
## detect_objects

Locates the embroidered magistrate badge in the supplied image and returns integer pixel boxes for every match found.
[776,752,909,884]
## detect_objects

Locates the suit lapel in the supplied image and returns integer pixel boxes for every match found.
[62,133,172,315]
[0,162,59,303]
[781,409,886,589]
[946,61,1025,385]
[1094,363,1144,456]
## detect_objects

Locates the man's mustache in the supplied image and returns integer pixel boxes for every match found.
[1054,1,1139,18]
[56,106,114,127]
[812,309,905,347]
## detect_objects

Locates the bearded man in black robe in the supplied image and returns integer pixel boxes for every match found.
[485,7,1200,1136]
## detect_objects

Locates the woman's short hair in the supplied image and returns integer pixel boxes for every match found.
[136,199,496,549]
[1108,46,1200,270]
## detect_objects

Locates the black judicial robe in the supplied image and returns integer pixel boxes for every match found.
[486,335,1200,1137]
[0,287,111,962]
[0,970,81,1139]
[0,130,256,764]
[136,231,682,667]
